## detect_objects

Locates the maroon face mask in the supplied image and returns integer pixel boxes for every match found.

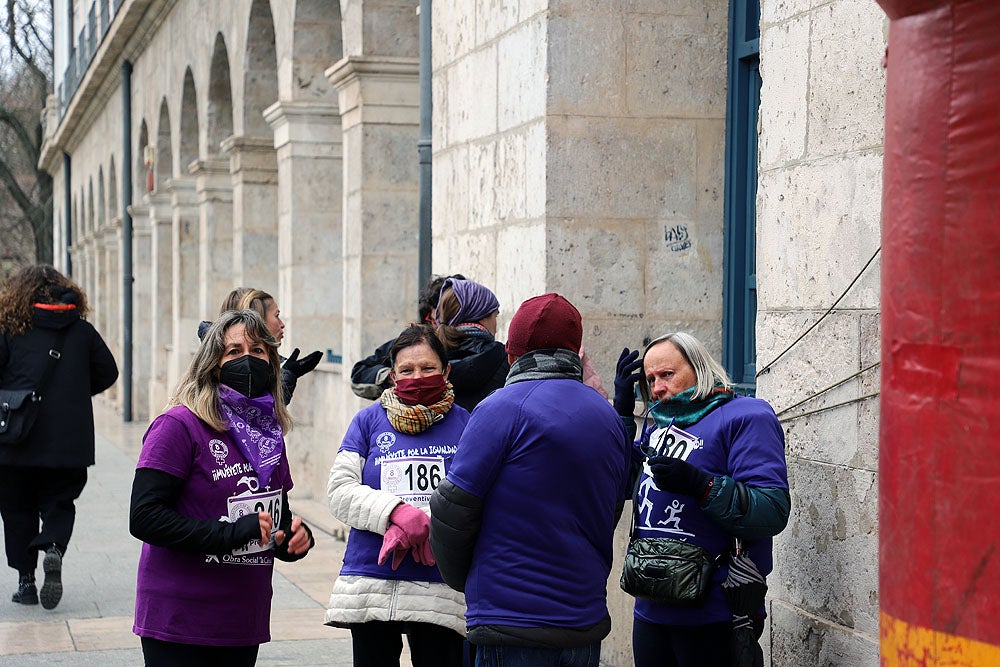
[393,374,448,406]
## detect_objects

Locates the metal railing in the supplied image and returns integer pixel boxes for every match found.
[58,0,122,120]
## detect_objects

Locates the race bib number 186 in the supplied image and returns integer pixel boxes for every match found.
[380,456,444,509]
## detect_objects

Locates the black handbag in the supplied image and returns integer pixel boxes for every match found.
[621,535,720,606]
[0,389,43,444]
[620,473,724,606]
[0,329,68,445]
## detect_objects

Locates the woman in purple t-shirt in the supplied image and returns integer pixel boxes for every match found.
[129,309,315,667]
[325,324,470,667]
[614,332,790,667]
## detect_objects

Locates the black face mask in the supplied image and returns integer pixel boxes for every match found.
[219,355,275,399]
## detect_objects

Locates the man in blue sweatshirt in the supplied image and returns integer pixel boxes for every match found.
[430,293,631,667]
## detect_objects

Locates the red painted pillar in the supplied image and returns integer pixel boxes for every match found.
[878,0,1000,662]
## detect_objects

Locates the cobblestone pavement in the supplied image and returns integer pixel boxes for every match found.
[0,401,385,666]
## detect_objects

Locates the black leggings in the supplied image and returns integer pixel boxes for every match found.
[140,637,259,667]
[350,620,465,667]
[632,616,734,667]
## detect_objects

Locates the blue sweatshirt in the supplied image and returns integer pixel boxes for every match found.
[437,378,630,631]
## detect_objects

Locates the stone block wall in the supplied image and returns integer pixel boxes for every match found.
[433,0,729,385]
[757,1,887,664]
[545,1,729,384]
[432,1,548,315]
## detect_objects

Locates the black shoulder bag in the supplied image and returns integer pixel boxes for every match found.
[0,329,69,445]
[620,473,726,606]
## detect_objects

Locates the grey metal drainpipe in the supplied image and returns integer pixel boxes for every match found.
[417,0,432,294]
[121,60,134,421]
[63,152,71,273]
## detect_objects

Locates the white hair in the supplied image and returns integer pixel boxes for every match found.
[641,332,731,401]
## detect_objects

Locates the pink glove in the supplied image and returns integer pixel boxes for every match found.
[388,503,430,543]
[378,524,410,570]
[410,539,436,567]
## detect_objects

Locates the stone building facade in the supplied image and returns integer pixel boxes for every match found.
[40,0,886,664]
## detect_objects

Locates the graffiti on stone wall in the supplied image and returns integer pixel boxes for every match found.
[664,224,691,252]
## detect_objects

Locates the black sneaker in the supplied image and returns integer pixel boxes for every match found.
[11,573,38,605]
[40,545,63,610]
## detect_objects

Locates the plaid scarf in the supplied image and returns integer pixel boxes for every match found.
[379,383,456,435]
[505,348,583,385]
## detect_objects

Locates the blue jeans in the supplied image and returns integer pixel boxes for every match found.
[475,643,601,667]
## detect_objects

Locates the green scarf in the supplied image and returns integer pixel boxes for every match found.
[647,385,735,429]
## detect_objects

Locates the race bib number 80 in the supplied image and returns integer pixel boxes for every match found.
[649,424,703,462]
[381,456,444,509]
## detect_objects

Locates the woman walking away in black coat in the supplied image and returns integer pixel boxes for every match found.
[0,265,118,609]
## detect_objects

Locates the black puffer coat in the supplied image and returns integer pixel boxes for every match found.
[447,335,509,412]
[0,306,118,467]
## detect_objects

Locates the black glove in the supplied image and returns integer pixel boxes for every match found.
[274,520,315,563]
[647,456,712,500]
[197,320,212,342]
[613,348,644,416]
[282,348,323,378]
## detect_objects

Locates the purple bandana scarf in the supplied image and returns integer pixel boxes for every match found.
[438,278,500,325]
[218,384,284,489]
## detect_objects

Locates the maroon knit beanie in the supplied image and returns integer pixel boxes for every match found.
[505,293,583,358]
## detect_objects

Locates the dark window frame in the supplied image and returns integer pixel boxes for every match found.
[722,0,762,396]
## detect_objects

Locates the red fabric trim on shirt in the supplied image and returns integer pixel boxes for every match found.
[33,303,77,311]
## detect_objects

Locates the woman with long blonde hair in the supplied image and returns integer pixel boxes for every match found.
[130,309,313,666]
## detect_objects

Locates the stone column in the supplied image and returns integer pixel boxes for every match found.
[105,219,122,404]
[129,203,152,422]
[95,235,106,336]
[263,100,343,360]
[68,244,81,287]
[83,239,98,329]
[221,135,279,290]
[166,178,199,395]
[189,157,234,316]
[146,193,174,417]
[96,225,118,403]
[327,56,420,375]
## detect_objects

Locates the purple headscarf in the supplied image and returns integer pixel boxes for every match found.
[437,278,500,325]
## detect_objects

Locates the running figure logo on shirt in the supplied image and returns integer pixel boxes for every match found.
[636,476,694,538]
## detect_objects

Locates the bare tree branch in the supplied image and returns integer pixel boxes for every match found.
[0,108,38,162]
[25,10,49,61]
[5,0,46,85]
[0,152,36,216]
[0,0,52,263]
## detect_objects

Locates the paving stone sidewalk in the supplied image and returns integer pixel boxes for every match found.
[0,401,362,666]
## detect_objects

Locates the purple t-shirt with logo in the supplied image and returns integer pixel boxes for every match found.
[133,405,293,646]
[338,401,469,582]
[633,395,788,626]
